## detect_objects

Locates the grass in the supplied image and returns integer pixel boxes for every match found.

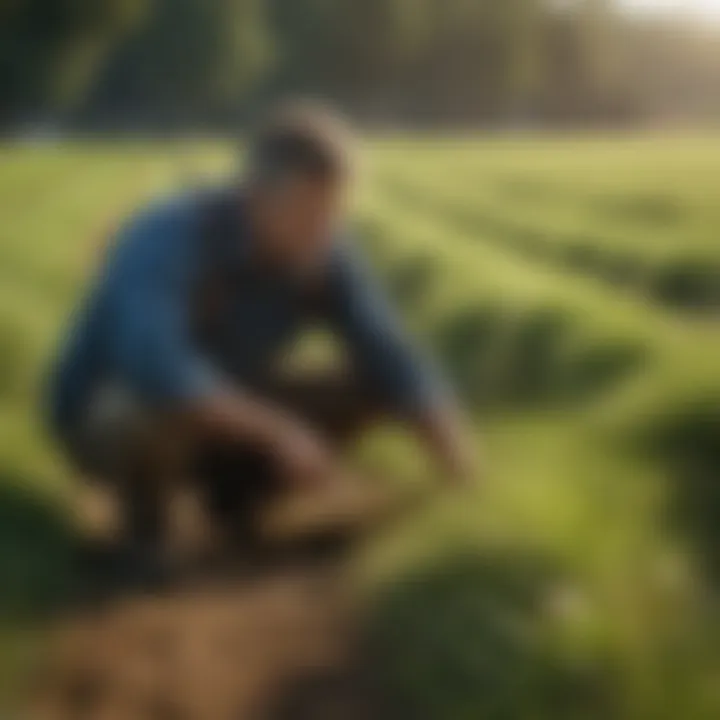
[375,135,720,311]
[354,175,720,717]
[1,137,720,718]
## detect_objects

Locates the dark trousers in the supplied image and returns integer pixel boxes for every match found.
[121,374,380,549]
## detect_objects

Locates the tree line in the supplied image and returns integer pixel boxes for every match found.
[1,0,719,130]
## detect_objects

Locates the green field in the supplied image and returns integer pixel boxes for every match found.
[1,137,720,719]
[376,136,720,311]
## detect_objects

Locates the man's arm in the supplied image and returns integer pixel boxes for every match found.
[107,200,333,484]
[411,403,475,486]
[327,245,476,485]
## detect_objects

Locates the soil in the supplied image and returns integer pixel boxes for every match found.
[23,481,409,720]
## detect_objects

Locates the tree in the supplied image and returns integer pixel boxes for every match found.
[0,0,149,124]
[268,0,435,118]
[81,0,273,128]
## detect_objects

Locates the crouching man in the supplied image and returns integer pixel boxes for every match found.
[46,103,473,573]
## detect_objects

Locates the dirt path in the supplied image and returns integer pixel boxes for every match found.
[25,484,398,720]
[30,569,368,719]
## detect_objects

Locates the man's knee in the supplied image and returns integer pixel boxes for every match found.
[71,384,202,481]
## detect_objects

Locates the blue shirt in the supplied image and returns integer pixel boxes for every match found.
[47,188,443,438]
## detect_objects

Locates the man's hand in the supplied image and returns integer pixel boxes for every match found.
[270,419,335,487]
[190,390,336,487]
[414,405,479,489]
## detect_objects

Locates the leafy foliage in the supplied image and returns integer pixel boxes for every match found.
[2,0,720,127]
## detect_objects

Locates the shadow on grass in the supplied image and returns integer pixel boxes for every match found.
[432,307,503,407]
[0,475,76,621]
[638,399,720,585]
[649,259,720,313]
[384,255,438,312]
[0,471,142,623]
[363,550,616,720]
[432,305,648,412]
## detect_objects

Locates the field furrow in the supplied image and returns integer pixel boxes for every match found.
[373,138,720,314]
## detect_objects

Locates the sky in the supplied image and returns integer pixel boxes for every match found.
[621,0,720,18]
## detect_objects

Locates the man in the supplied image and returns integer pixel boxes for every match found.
[47,103,472,566]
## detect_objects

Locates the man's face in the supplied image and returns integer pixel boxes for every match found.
[251,173,347,272]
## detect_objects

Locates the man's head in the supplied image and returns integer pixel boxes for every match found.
[244,101,357,271]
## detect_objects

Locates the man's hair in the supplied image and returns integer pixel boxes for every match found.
[246,100,356,187]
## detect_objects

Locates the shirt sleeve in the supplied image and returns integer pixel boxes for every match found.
[105,198,221,407]
[326,243,448,418]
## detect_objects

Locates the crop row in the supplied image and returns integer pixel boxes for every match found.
[363,191,720,411]
[360,188,720,719]
[374,156,720,312]
[362,193,720,548]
